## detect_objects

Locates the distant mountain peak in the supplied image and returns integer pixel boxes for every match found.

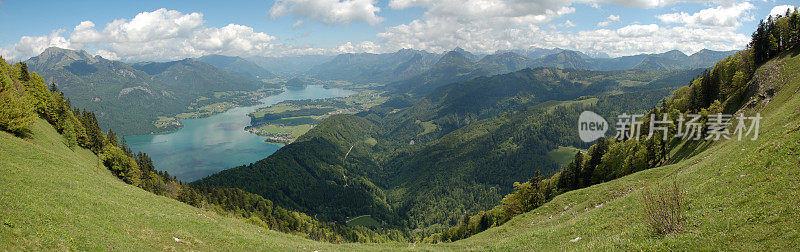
[436,50,473,66]
[37,47,96,63]
[25,47,101,73]
[659,49,688,59]
[449,47,478,62]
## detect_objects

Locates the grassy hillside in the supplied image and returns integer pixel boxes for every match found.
[0,119,300,250]
[0,119,420,250]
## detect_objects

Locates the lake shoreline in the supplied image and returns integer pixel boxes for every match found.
[126,85,357,182]
[142,88,286,136]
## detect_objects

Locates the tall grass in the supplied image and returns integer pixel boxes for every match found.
[641,178,683,234]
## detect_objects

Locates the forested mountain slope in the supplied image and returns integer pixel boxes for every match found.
[24,47,271,135]
[197,67,702,233]
[307,49,440,84]
[197,54,276,80]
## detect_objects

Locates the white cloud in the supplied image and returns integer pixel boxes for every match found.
[657,2,754,27]
[1,1,757,62]
[100,9,204,43]
[70,21,104,45]
[336,41,381,53]
[1,30,74,62]
[371,18,748,57]
[389,0,576,25]
[617,24,659,37]
[270,0,384,26]
[370,0,749,56]
[95,50,120,61]
[597,14,620,27]
[767,5,796,19]
[0,8,302,62]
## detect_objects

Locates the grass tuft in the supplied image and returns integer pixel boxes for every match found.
[641,178,684,235]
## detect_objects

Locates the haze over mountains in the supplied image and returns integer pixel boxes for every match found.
[24,47,271,135]
[295,47,735,90]
[21,46,733,135]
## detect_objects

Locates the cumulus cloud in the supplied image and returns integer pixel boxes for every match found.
[371,17,747,57]
[560,20,577,28]
[100,9,204,43]
[0,1,757,62]
[336,41,381,54]
[270,0,384,25]
[560,25,749,57]
[597,14,620,27]
[657,2,754,27]
[389,0,576,25]
[1,30,73,62]
[368,0,750,56]
[767,5,796,19]
[0,8,298,62]
[617,24,659,37]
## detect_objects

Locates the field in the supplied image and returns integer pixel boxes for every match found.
[346,215,382,229]
[546,146,582,166]
[246,91,387,143]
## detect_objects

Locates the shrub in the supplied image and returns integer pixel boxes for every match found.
[101,145,142,186]
[0,87,36,136]
[641,178,684,235]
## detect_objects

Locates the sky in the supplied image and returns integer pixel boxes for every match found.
[0,0,796,62]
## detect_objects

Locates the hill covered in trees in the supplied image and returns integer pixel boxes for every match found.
[196,66,703,234]
[197,54,276,80]
[23,47,276,135]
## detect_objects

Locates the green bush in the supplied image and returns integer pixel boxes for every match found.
[0,87,36,136]
[101,144,142,186]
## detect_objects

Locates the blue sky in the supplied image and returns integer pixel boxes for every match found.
[0,0,796,62]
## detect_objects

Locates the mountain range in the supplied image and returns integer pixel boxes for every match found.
[299,47,735,95]
[197,54,276,80]
[25,47,271,135]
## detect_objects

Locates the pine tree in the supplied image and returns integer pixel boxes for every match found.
[106,129,119,147]
[19,63,30,82]
[581,137,607,187]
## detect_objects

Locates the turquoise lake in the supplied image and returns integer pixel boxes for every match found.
[126,85,355,182]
